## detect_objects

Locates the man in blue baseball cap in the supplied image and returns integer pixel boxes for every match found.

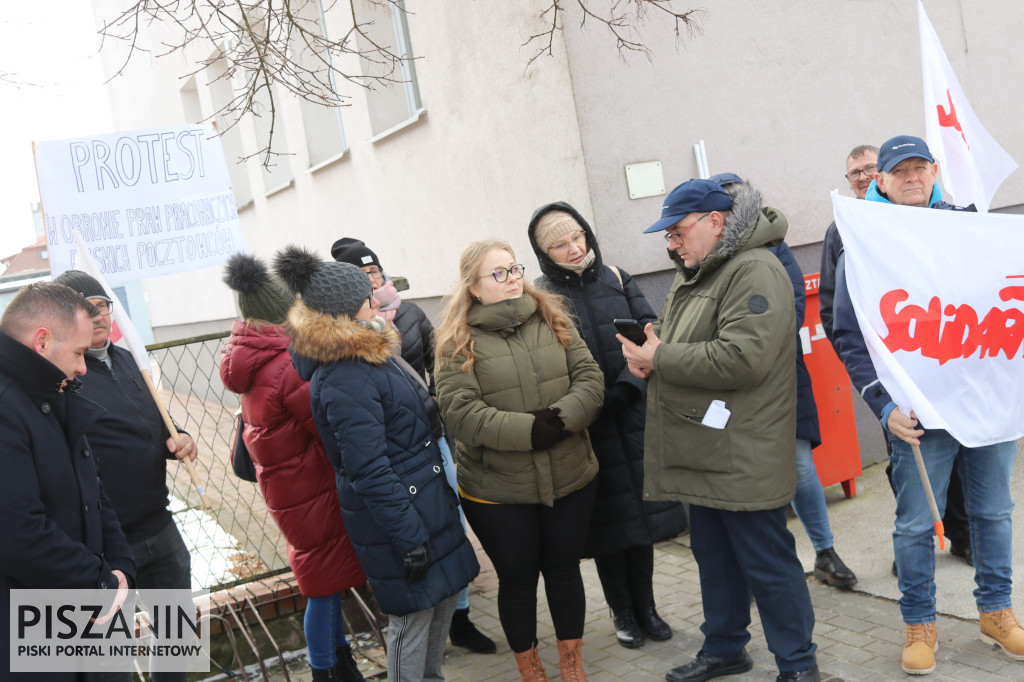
[621,178,820,682]
[830,135,1023,675]
[711,172,859,592]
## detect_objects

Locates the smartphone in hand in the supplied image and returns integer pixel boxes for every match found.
[613,318,647,346]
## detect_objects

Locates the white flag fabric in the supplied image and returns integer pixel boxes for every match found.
[71,231,153,374]
[918,0,1017,213]
[832,192,1024,447]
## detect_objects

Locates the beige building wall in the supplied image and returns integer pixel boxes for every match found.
[90,0,1024,335]
[561,0,1024,276]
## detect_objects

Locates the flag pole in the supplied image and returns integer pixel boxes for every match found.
[139,370,212,509]
[910,443,945,551]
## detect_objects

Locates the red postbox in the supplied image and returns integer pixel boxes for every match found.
[802,273,862,497]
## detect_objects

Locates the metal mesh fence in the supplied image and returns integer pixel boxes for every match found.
[148,331,289,592]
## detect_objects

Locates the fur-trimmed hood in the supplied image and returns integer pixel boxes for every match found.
[286,299,400,366]
[673,181,786,280]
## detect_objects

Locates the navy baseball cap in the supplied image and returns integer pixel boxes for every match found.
[644,179,734,234]
[877,135,934,173]
[707,172,744,188]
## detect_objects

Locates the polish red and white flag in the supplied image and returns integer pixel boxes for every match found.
[919,0,1016,213]
[832,192,1024,447]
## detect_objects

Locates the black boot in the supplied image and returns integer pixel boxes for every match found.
[636,603,672,641]
[310,665,335,682]
[449,607,497,653]
[813,547,857,589]
[949,539,974,566]
[333,643,366,682]
[612,608,645,648]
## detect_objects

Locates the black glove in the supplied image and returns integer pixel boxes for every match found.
[529,407,570,451]
[402,544,430,583]
[600,383,640,418]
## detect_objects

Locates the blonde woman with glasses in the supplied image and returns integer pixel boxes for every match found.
[434,240,604,682]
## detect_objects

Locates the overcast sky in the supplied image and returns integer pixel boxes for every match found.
[0,2,113,261]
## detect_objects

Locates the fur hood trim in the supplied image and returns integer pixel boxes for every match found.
[286,300,400,365]
[708,182,764,261]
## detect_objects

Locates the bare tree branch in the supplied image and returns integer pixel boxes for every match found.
[97,0,409,165]
[96,1,703,166]
[524,0,705,66]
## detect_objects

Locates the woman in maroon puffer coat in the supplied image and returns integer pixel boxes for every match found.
[221,253,367,682]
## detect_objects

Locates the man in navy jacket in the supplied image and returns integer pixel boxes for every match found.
[54,271,196,682]
[0,282,135,680]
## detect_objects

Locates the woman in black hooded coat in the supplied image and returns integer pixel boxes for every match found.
[528,202,689,650]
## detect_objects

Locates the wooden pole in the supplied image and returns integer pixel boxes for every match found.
[140,369,212,509]
[911,442,945,550]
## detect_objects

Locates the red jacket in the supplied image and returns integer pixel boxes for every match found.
[220,320,365,596]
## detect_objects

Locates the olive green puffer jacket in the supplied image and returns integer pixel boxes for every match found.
[436,294,604,506]
[644,183,797,512]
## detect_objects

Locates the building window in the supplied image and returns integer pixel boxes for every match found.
[251,84,295,194]
[294,0,348,168]
[352,0,422,139]
[207,58,254,208]
[180,76,203,127]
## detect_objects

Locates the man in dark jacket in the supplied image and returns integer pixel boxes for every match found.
[819,144,878,343]
[0,282,135,680]
[622,179,819,682]
[53,271,195,682]
[711,172,857,590]
[831,135,1022,675]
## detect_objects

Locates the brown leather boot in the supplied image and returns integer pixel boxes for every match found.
[557,638,588,682]
[901,622,937,674]
[980,608,1024,660]
[513,645,550,682]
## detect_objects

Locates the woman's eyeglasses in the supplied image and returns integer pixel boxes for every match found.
[479,264,525,283]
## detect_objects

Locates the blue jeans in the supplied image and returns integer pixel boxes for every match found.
[790,438,834,552]
[439,437,470,611]
[890,432,1016,623]
[304,593,350,670]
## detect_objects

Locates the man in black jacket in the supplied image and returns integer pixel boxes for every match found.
[54,271,196,682]
[0,282,135,680]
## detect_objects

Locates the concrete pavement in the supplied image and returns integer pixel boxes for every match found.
[265,446,1024,681]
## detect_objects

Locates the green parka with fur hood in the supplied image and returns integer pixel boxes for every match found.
[644,183,797,511]
[435,294,604,507]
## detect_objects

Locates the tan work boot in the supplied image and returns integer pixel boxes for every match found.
[513,645,550,682]
[980,608,1024,660]
[557,638,588,682]
[902,622,937,674]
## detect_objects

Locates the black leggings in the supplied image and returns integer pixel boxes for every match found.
[461,480,597,653]
[593,543,655,613]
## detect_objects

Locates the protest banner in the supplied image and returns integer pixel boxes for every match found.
[832,191,1024,447]
[34,124,245,282]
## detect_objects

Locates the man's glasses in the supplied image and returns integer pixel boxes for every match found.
[91,299,113,316]
[845,164,877,182]
[479,264,525,283]
[664,214,710,243]
[363,267,384,283]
